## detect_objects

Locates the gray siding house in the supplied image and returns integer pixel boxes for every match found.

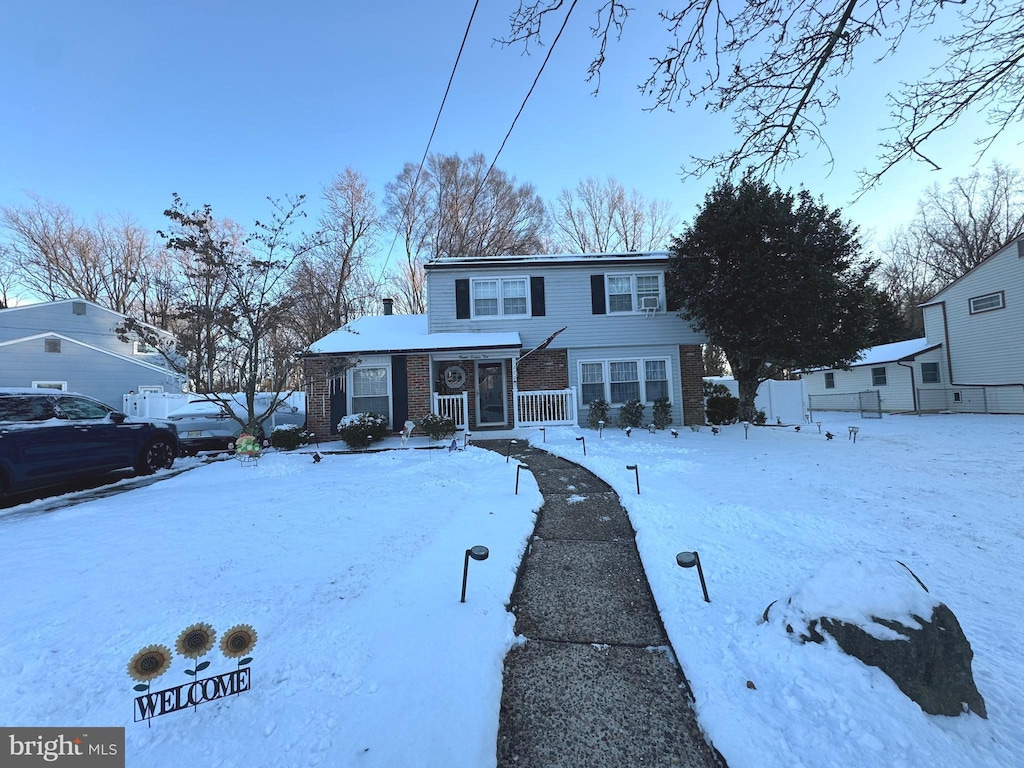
[917,234,1024,412]
[802,234,1024,415]
[0,299,186,409]
[302,252,708,436]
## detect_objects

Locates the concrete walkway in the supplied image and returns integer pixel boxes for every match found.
[474,440,724,768]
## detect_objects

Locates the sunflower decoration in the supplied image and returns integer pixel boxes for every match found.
[176,622,217,677]
[127,644,172,692]
[220,624,258,667]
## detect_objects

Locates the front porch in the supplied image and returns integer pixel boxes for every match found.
[432,386,578,431]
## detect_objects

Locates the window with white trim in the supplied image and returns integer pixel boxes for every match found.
[609,361,641,403]
[31,381,67,391]
[872,367,887,386]
[606,273,663,314]
[471,276,529,318]
[579,358,672,405]
[921,362,940,384]
[580,362,605,404]
[824,372,835,389]
[644,360,669,401]
[351,367,390,416]
[969,292,1004,314]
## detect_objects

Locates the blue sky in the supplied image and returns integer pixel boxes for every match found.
[2,0,1021,269]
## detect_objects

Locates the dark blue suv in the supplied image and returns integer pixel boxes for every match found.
[0,388,180,500]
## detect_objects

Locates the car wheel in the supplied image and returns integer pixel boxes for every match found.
[135,438,175,475]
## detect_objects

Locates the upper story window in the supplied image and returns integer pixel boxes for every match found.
[471,277,529,318]
[969,291,1004,314]
[605,273,663,314]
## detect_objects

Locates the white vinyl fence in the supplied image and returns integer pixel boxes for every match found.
[704,377,808,424]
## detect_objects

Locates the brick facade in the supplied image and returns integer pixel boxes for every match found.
[406,354,431,422]
[678,344,705,425]
[516,348,569,392]
[302,354,349,438]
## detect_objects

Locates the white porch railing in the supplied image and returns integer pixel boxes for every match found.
[432,392,468,429]
[516,387,577,427]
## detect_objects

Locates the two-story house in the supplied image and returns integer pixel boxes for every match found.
[302,252,708,437]
[0,298,186,409]
[801,234,1024,414]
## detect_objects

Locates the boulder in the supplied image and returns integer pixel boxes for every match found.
[765,559,987,718]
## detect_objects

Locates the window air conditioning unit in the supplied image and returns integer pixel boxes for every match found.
[639,296,660,311]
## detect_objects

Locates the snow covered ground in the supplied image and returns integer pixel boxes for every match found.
[1,413,1021,767]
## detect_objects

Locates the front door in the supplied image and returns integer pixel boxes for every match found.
[476,361,507,427]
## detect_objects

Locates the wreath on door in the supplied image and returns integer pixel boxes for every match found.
[442,365,467,389]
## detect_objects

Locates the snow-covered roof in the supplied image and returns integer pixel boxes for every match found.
[424,251,669,269]
[307,315,522,355]
[852,337,938,366]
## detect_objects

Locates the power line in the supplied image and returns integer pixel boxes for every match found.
[374,0,481,292]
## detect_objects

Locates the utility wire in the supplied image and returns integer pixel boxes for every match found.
[374,0,481,292]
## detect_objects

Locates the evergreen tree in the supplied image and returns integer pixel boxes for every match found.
[667,178,876,421]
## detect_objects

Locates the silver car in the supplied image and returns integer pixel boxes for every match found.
[167,394,305,454]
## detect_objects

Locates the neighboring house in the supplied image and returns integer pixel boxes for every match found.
[917,234,1024,413]
[800,338,943,413]
[802,233,1024,415]
[302,252,708,436]
[0,298,186,409]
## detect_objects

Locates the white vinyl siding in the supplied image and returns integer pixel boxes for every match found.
[471,276,529,319]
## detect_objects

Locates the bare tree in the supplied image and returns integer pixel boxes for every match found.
[0,245,17,307]
[502,1,1024,188]
[287,169,379,344]
[909,161,1024,283]
[383,162,433,314]
[550,177,678,253]
[1,194,158,311]
[876,229,940,338]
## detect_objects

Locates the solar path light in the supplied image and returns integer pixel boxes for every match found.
[598,420,605,438]
[506,439,517,462]
[460,545,490,603]
[539,427,546,442]
[676,551,710,603]
[849,426,860,443]
[626,464,640,494]
[515,464,528,495]
[742,421,750,439]
[576,435,586,456]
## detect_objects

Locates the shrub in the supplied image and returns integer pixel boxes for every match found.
[337,413,390,448]
[703,380,732,399]
[269,424,307,451]
[652,397,672,429]
[418,413,457,441]
[705,394,739,425]
[754,409,767,426]
[587,398,610,429]
[618,398,645,428]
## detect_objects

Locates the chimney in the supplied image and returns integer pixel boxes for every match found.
[382,297,394,315]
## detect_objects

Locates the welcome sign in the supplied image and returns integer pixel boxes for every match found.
[134,668,251,722]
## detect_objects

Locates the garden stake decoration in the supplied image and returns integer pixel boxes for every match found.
[625,426,632,437]
[676,551,711,602]
[234,433,261,465]
[794,425,801,433]
[671,429,679,438]
[648,423,656,434]
[711,427,719,436]
[460,546,489,602]
[626,464,640,494]
[312,452,322,463]
[826,431,835,440]
[130,623,256,724]
[576,435,586,456]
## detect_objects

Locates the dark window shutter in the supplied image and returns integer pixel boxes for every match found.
[391,355,408,426]
[530,276,545,317]
[455,279,470,319]
[590,274,606,315]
